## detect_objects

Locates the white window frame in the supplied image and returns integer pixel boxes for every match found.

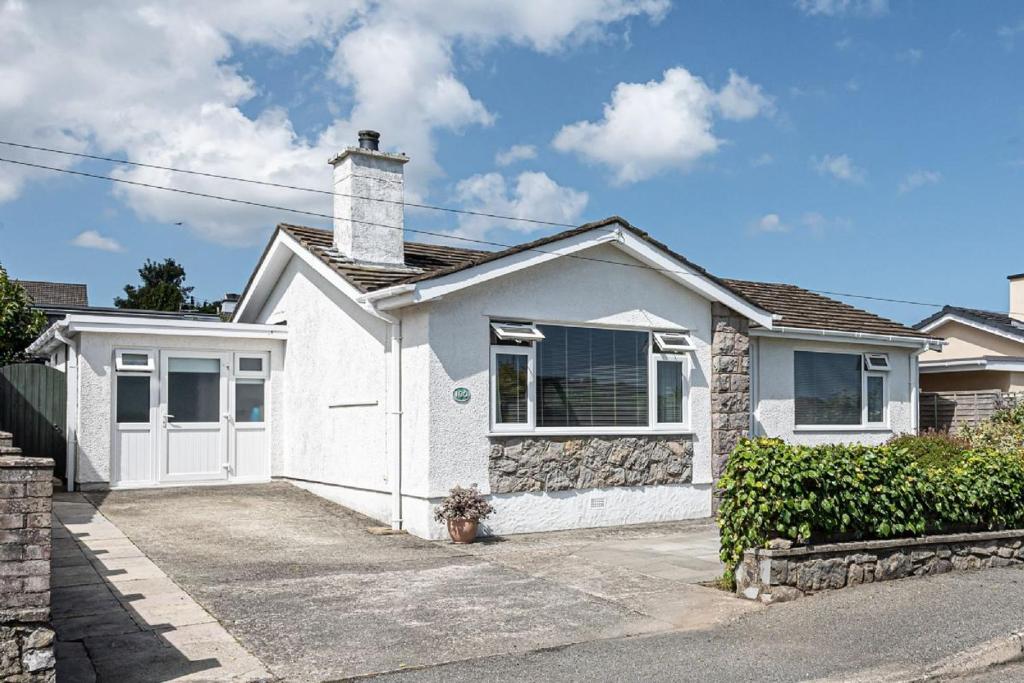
[863,371,888,427]
[487,321,694,435]
[233,352,269,379]
[864,353,891,372]
[490,345,535,433]
[650,352,691,430]
[490,321,545,343]
[653,331,695,353]
[115,349,154,373]
[793,349,893,431]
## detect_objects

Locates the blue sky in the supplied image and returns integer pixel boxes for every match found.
[1,1,1022,323]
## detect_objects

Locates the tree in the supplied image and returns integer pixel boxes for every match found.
[0,263,46,365]
[114,258,217,313]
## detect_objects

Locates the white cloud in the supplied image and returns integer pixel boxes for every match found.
[897,48,924,64]
[752,211,850,237]
[794,0,888,17]
[449,171,588,240]
[835,37,853,50]
[812,153,866,183]
[898,169,941,194]
[750,153,775,167]
[753,213,789,233]
[495,144,538,167]
[0,0,666,245]
[716,70,775,121]
[998,20,1024,48]
[553,67,773,184]
[70,230,124,252]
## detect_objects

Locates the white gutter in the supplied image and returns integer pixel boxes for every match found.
[918,357,1024,373]
[53,325,78,492]
[752,325,944,350]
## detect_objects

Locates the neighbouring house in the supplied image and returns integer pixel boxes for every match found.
[16,279,89,324]
[26,130,942,539]
[914,274,1024,393]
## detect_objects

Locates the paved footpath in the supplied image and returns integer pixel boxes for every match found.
[51,493,269,682]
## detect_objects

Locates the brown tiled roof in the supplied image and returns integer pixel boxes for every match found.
[280,224,488,293]
[16,280,88,306]
[277,220,931,340]
[723,279,931,338]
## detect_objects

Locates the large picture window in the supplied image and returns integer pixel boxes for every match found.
[489,322,691,432]
[794,351,890,428]
[537,325,649,428]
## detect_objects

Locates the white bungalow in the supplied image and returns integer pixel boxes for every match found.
[28,131,942,539]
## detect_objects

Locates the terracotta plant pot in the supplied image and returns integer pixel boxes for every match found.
[447,518,479,544]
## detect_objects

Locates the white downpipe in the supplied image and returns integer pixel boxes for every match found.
[379,312,403,530]
[53,327,78,492]
[911,347,926,434]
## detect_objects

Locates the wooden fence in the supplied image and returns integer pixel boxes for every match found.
[919,391,1024,432]
[0,363,66,479]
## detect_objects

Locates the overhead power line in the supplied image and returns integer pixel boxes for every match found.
[0,154,993,318]
[0,139,576,229]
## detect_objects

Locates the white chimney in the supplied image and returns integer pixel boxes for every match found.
[1010,273,1024,322]
[328,130,408,265]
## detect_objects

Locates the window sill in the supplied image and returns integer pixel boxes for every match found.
[487,429,695,438]
[793,425,892,433]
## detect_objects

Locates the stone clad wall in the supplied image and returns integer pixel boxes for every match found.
[488,436,694,494]
[710,303,750,484]
[0,443,56,682]
[736,529,1024,603]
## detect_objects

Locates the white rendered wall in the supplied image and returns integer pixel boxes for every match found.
[752,336,915,446]
[74,331,284,487]
[407,243,716,535]
[254,256,422,524]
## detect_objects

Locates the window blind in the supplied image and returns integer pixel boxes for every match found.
[794,351,862,425]
[495,353,529,424]
[536,325,649,427]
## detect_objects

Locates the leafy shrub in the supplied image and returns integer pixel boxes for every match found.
[717,438,1024,578]
[926,450,1024,529]
[433,485,495,522]
[886,431,969,469]
[960,400,1024,454]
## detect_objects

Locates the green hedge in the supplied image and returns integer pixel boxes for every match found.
[717,438,1024,577]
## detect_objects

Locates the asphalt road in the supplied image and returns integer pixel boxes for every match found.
[371,566,1024,682]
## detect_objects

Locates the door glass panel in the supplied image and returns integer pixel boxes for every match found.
[235,379,265,423]
[116,376,150,423]
[121,353,150,367]
[168,357,220,423]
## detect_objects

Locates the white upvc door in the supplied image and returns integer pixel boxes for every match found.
[227,352,270,481]
[159,352,229,483]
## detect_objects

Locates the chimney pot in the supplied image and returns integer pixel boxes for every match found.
[358,130,380,151]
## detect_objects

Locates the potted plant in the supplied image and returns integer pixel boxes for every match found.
[434,485,494,543]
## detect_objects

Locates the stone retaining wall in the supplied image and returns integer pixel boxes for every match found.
[1,446,56,682]
[488,435,694,494]
[736,529,1024,604]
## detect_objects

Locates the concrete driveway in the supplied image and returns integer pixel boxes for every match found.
[60,482,752,681]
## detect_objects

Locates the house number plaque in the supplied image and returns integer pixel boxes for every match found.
[452,387,471,403]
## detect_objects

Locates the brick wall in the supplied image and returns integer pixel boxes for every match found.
[1,440,56,682]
